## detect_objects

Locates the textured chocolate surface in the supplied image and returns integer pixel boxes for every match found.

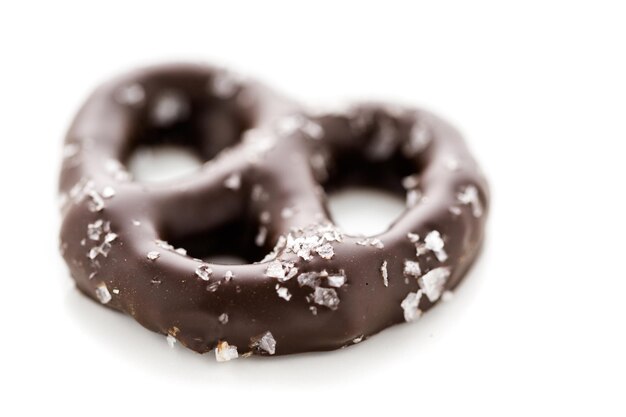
[59,63,489,358]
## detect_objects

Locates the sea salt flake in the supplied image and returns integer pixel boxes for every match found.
[101,186,116,199]
[255,226,268,247]
[281,207,295,219]
[250,331,277,355]
[407,232,420,243]
[215,341,238,362]
[147,251,160,261]
[116,83,145,106]
[195,264,212,281]
[87,190,105,212]
[301,120,324,140]
[206,281,221,292]
[166,334,177,348]
[265,260,285,279]
[457,185,483,217]
[112,288,119,294]
[316,243,334,259]
[402,174,420,189]
[449,206,462,216]
[369,238,384,249]
[418,267,450,302]
[356,238,384,249]
[95,283,112,304]
[276,285,292,301]
[405,121,431,155]
[151,90,189,126]
[218,313,229,324]
[87,220,105,241]
[104,232,118,244]
[327,272,346,288]
[223,173,241,190]
[155,239,174,250]
[403,260,422,278]
[401,291,423,322]
[174,247,187,255]
[313,287,340,310]
[211,71,242,99]
[353,335,364,344]
[424,230,448,262]
[380,260,389,287]
[224,270,234,281]
[406,189,422,207]
[297,272,322,288]
[63,143,80,159]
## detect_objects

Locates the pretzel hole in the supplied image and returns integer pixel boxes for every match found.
[165,218,267,265]
[324,152,417,236]
[127,145,203,183]
[125,86,252,182]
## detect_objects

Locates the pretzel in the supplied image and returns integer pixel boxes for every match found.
[59,63,488,359]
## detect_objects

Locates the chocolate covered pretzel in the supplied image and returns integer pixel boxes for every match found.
[59,63,488,359]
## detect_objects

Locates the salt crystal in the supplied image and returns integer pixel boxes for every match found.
[147,251,160,261]
[316,243,334,259]
[401,291,423,322]
[223,173,241,190]
[297,272,321,288]
[250,331,277,355]
[380,260,389,287]
[211,71,241,99]
[151,90,189,126]
[407,232,420,243]
[95,283,112,304]
[195,264,212,281]
[457,185,483,217]
[313,287,340,310]
[101,186,116,199]
[166,334,177,348]
[405,121,431,155]
[424,230,448,262]
[402,174,420,189]
[449,206,462,216]
[281,207,295,219]
[255,226,267,247]
[215,341,238,362]
[403,260,422,278]
[116,83,145,106]
[418,267,450,302]
[218,313,229,324]
[406,189,422,207]
[327,271,346,288]
[276,285,292,301]
[265,260,285,279]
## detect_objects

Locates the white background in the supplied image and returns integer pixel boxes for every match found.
[1,1,625,415]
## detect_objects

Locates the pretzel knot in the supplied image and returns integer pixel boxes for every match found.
[59,63,489,358]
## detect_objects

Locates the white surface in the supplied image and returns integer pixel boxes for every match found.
[1,1,625,415]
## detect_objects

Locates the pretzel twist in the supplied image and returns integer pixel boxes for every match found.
[59,64,488,358]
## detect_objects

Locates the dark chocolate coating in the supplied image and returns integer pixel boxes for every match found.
[59,63,489,358]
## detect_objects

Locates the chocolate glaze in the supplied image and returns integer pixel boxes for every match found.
[59,63,489,358]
